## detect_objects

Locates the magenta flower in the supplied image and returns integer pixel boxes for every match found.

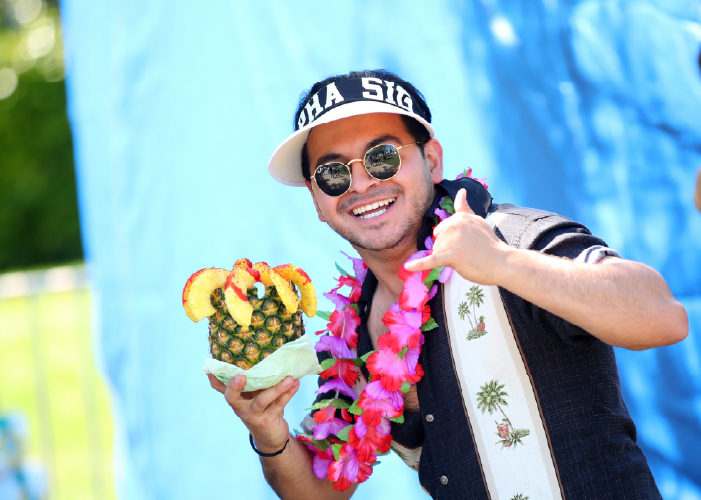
[317,377,358,400]
[353,415,390,438]
[380,303,423,352]
[435,206,450,221]
[315,335,355,359]
[306,445,335,479]
[341,251,368,284]
[404,345,422,376]
[456,168,488,189]
[364,380,403,410]
[313,416,349,440]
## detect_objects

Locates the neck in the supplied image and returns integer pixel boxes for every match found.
[353,231,421,299]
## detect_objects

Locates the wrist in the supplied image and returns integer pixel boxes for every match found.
[250,432,290,455]
[250,433,290,457]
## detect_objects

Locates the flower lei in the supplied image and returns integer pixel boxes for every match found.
[295,169,487,491]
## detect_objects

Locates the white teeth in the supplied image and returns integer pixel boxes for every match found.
[360,208,387,219]
[352,197,396,216]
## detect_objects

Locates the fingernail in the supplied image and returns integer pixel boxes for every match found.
[283,377,292,387]
[234,375,243,385]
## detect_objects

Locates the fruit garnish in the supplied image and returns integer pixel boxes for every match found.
[182,268,230,322]
[274,264,317,317]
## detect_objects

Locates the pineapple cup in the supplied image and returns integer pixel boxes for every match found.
[183,259,321,391]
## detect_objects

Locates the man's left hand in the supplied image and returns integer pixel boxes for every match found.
[404,188,512,285]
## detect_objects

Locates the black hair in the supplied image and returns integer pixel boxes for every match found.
[296,70,432,181]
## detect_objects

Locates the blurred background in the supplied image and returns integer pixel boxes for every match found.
[0,0,699,499]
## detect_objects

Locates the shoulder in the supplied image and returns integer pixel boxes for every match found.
[488,203,599,253]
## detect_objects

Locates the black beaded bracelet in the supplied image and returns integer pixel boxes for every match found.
[249,433,290,457]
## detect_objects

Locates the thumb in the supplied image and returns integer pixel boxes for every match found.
[454,188,474,214]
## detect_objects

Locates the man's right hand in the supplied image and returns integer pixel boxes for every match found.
[208,373,300,453]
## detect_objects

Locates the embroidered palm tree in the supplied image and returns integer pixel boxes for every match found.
[510,494,529,500]
[458,285,487,340]
[476,380,530,449]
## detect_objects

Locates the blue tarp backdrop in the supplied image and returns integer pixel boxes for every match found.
[60,1,701,499]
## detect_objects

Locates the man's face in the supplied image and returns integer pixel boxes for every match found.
[305,113,443,252]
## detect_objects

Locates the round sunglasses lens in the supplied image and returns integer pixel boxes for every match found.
[315,163,351,196]
[365,144,401,180]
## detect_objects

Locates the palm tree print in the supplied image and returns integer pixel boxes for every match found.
[458,285,487,340]
[476,380,530,449]
[510,495,529,500]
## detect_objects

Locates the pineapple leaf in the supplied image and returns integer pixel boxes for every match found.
[331,399,351,409]
[316,310,332,321]
[420,317,438,332]
[440,196,455,214]
[306,399,334,411]
[423,266,444,286]
[400,381,412,394]
[313,438,330,451]
[335,424,353,442]
[360,350,376,362]
[389,415,405,424]
[331,443,342,461]
[335,263,351,277]
[348,399,364,415]
[319,358,336,370]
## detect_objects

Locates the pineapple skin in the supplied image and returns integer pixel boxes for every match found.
[208,286,304,369]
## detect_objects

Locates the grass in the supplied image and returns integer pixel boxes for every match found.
[0,289,116,500]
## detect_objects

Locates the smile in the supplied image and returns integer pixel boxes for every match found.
[352,197,396,219]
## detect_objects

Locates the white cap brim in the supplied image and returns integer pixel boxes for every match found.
[268,101,435,187]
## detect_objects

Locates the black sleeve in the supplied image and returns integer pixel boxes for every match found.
[496,211,618,349]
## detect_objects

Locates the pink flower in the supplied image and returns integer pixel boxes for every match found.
[328,444,374,492]
[366,348,414,392]
[312,416,349,440]
[357,391,403,425]
[317,377,358,400]
[456,168,488,189]
[315,335,355,359]
[341,251,368,284]
[348,422,392,463]
[332,275,362,303]
[380,304,423,353]
[319,359,358,387]
[328,307,360,348]
[398,264,430,312]
[404,345,423,376]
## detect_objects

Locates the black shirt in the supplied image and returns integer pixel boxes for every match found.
[308,177,660,499]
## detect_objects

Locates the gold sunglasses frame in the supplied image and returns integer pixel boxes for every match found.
[312,142,418,197]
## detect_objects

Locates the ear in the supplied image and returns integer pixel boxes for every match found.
[305,180,326,222]
[423,138,444,185]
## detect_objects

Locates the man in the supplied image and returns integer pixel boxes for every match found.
[208,70,688,499]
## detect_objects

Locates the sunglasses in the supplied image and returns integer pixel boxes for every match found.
[312,142,419,197]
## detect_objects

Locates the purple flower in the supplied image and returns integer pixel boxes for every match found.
[404,345,422,376]
[324,291,350,312]
[438,266,453,283]
[315,335,355,359]
[434,206,450,222]
[341,251,368,284]
[317,377,358,400]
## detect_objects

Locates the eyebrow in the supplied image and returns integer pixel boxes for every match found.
[314,134,403,168]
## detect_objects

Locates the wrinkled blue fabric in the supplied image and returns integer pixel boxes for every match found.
[60,0,701,499]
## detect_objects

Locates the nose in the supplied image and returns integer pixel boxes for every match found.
[348,158,380,194]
